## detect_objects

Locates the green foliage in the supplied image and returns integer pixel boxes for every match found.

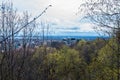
[88,39,118,80]
[77,39,86,48]
[44,46,86,80]
[76,39,106,64]
[0,38,118,80]
[98,39,118,67]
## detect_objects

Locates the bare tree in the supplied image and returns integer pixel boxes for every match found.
[79,0,120,79]
[0,1,52,80]
[0,2,22,80]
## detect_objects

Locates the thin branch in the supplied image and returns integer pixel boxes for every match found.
[0,5,52,43]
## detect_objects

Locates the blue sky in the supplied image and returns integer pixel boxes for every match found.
[1,0,99,36]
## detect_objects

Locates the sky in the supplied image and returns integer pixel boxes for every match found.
[1,0,98,36]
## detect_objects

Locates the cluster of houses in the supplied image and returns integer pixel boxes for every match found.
[0,37,79,52]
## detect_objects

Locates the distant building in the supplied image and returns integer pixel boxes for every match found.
[62,38,78,46]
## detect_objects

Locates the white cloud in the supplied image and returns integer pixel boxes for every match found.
[80,23,95,32]
[1,0,96,36]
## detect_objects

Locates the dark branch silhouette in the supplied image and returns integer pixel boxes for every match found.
[0,5,52,43]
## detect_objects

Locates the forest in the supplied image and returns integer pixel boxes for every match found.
[0,0,120,80]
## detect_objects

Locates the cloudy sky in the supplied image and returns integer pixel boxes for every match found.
[1,0,98,36]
